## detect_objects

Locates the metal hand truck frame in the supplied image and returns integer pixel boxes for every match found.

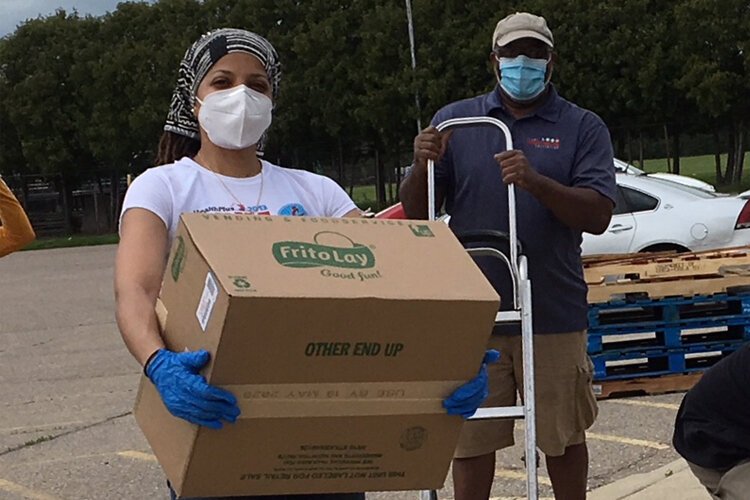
[419,116,538,500]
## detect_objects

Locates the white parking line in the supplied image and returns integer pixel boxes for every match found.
[494,468,552,486]
[0,479,61,500]
[605,399,681,411]
[587,432,669,450]
[4,452,114,468]
[516,421,670,450]
[117,450,157,462]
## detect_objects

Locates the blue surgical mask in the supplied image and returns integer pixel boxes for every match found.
[497,55,549,102]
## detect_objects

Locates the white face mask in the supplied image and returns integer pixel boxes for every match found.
[197,85,273,150]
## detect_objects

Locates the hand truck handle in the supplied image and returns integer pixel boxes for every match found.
[427,116,520,300]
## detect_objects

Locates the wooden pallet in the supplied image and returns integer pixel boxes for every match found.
[583,249,680,266]
[587,274,750,303]
[584,247,750,285]
[593,372,703,400]
[585,247,750,303]
[584,246,750,267]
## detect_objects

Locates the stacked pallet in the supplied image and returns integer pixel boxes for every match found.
[583,247,750,398]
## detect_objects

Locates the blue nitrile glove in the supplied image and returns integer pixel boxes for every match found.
[145,349,240,429]
[443,349,500,419]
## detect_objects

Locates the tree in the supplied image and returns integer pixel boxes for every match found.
[0,11,100,230]
[0,61,28,177]
[674,0,750,184]
[73,0,207,227]
[1,0,749,233]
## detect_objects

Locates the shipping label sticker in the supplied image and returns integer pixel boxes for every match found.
[196,272,219,331]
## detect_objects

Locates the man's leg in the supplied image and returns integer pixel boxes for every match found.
[452,335,520,500]
[686,461,722,499]
[519,331,597,500]
[452,453,496,500]
[715,460,750,500]
[546,442,589,500]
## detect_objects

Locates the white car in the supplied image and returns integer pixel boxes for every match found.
[615,158,716,192]
[582,173,750,255]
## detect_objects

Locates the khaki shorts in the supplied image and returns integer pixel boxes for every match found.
[454,331,598,458]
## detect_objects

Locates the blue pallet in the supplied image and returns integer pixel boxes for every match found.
[591,342,743,381]
[588,292,750,330]
[587,317,750,354]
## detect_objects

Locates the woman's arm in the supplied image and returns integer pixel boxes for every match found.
[0,178,35,257]
[114,208,169,366]
[115,207,240,428]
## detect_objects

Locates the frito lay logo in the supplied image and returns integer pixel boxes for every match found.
[272,231,375,269]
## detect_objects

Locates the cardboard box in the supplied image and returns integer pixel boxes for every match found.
[134,213,499,497]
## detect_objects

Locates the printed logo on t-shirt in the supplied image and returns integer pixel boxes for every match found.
[194,204,270,215]
[278,203,308,216]
[528,137,561,150]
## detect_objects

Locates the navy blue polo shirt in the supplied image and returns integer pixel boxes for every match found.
[432,85,615,334]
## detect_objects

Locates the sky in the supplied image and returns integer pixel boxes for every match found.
[0,0,152,37]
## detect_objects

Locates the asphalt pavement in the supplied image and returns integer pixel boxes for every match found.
[0,245,706,500]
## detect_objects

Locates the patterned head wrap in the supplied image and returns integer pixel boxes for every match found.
[164,28,281,140]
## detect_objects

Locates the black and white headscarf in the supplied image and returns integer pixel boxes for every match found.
[164,28,281,140]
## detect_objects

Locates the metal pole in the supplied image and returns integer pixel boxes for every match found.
[404,0,422,133]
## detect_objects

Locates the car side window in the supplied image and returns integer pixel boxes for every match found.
[621,186,658,213]
[612,187,629,215]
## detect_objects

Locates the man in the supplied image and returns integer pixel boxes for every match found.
[0,175,35,257]
[673,343,750,500]
[399,12,616,500]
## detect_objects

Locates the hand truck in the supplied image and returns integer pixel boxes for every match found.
[420,116,538,500]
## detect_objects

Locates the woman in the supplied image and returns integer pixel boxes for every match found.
[0,176,35,258]
[115,28,494,500]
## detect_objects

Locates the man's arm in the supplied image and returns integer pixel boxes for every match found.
[528,176,613,234]
[496,110,615,235]
[399,126,450,219]
[0,178,36,257]
[496,150,613,234]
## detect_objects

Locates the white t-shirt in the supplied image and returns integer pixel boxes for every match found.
[120,157,358,242]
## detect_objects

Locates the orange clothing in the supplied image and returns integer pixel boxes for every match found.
[0,178,35,257]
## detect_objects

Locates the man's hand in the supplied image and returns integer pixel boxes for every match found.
[495,150,542,192]
[413,126,452,171]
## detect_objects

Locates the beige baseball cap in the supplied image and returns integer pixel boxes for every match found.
[492,12,554,49]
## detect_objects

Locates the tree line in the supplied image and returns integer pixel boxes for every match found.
[0,0,747,218]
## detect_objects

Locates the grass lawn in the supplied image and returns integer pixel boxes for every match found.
[351,183,398,208]
[640,152,750,193]
[22,233,119,251]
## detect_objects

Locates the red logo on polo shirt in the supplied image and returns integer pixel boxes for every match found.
[528,137,561,150]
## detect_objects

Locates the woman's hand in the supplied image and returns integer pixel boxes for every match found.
[145,349,240,429]
[443,349,500,419]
